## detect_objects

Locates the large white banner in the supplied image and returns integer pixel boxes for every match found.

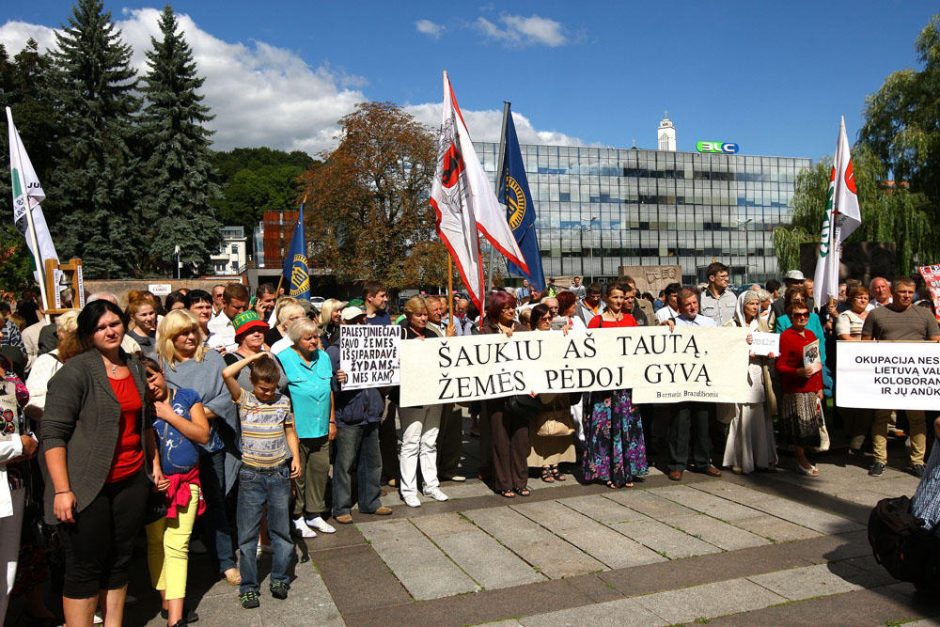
[398,327,751,407]
[836,341,940,411]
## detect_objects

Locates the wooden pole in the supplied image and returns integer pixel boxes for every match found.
[447,256,455,334]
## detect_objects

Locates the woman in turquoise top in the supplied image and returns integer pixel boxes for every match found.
[774,286,832,397]
[277,319,337,537]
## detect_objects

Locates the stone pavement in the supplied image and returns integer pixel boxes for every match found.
[118,435,940,627]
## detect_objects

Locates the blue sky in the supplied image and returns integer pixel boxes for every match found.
[2,1,936,159]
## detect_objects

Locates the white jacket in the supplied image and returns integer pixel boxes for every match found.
[0,382,26,518]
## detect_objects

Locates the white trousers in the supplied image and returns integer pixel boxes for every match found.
[398,405,443,498]
[0,488,25,621]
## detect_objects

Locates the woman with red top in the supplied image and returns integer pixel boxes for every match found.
[775,301,825,476]
[584,284,648,488]
[41,300,156,627]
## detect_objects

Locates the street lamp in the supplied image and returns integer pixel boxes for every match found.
[581,216,599,283]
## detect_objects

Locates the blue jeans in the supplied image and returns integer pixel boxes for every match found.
[332,423,382,517]
[199,450,236,574]
[236,464,294,594]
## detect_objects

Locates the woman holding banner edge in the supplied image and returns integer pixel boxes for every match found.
[583,283,648,489]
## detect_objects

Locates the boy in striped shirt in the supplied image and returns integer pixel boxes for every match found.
[222,352,300,609]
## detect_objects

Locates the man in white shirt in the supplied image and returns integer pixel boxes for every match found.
[699,262,736,326]
[866,277,892,311]
[207,283,249,352]
[655,283,682,324]
[667,287,720,482]
[570,276,586,299]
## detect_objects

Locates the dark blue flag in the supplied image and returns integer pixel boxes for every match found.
[498,108,545,291]
[282,202,311,300]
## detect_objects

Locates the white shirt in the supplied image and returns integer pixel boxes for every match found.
[673,313,717,327]
[270,336,293,355]
[207,311,237,352]
[656,306,679,324]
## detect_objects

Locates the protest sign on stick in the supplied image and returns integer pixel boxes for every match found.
[918,265,940,322]
[340,325,401,390]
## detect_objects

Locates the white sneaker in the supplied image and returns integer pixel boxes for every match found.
[424,487,449,502]
[94,612,104,624]
[403,494,422,508]
[292,517,317,538]
[305,516,336,534]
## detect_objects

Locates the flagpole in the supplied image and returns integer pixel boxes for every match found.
[7,108,50,318]
[447,256,455,335]
[487,101,511,290]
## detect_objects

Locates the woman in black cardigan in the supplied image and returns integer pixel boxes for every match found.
[42,300,157,627]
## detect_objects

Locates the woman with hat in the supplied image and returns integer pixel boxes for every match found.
[277,318,336,537]
[223,311,286,391]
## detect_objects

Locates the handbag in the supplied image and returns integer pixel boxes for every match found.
[506,394,542,420]
[144,489,168,525]
[534,397,575,437]
[811,397,830,453]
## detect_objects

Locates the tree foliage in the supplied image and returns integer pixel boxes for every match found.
[138,5,221,276]
[301,102,439,289]
[211,147,313,235]
[777,13,940,274]
[47,0,143,278]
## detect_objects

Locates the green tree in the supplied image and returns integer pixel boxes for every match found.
[860,14,940,211]
[210,147,314,234]
[139,5,221,276]
[774,146,933,274]
[47,0,143,278]
[301,102,437,289]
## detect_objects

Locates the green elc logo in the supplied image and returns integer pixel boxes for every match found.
[696,141,739,154]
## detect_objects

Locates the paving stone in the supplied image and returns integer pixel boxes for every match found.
[610,518,722,560]
[650,485,763,521]
[513,500,666,569]
[412,513,546,589]
[748,563,865,601]
[666,514,770,551]
[358,518,479,600]
[557,494,649,524]
[603,488,697,519]
[632,577,786,624]
[463,506,605,578]
[253,559,345,626]
[309,542,410,615]
[738,494,863,534]
[519,597,664,627]
[691,480,771,505]
[731,515,822,543]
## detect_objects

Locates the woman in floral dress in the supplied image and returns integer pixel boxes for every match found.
[583,283,648,488]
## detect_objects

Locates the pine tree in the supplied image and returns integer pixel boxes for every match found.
[139,5,222,276]
[48,0,143,278]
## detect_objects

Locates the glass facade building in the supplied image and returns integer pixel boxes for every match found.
[475,142,812,285]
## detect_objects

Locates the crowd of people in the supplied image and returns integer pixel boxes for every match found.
[0,262,939,626]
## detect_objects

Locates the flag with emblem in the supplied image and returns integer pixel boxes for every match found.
[282,200,311,300]
[7,106,59,281]
[813,116,861,306]
[430,71,529,312]
[498,104,545,291]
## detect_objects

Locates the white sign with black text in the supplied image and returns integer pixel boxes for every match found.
[836,341,940,411]
[339,325,401,390]
[750,332,779,357]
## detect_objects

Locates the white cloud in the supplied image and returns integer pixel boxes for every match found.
[405,103,583,146]
[415,19,444,40]
[1,10,581,154]
[475,14,567,47]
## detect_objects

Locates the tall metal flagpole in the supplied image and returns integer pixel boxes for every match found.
[7,108,50,319]
[487,101,511,290]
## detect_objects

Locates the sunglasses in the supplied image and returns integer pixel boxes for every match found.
[791,312,809,319]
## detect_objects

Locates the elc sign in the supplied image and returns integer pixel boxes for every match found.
[696,141,739,154]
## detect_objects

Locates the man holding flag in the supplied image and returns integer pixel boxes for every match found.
[498,104,545,292]
[282,200,311,300]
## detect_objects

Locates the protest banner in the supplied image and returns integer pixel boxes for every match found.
[918,264,940,322]
[340,325,401,390]
[751,331,779,357]
[398,326,751,407]
[836,341,940,411]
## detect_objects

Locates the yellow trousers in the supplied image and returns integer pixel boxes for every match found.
[145,485,199,600]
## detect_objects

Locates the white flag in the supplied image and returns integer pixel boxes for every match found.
[430,71,529,312]
[7,107,59,280]
[813,116,861,306]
